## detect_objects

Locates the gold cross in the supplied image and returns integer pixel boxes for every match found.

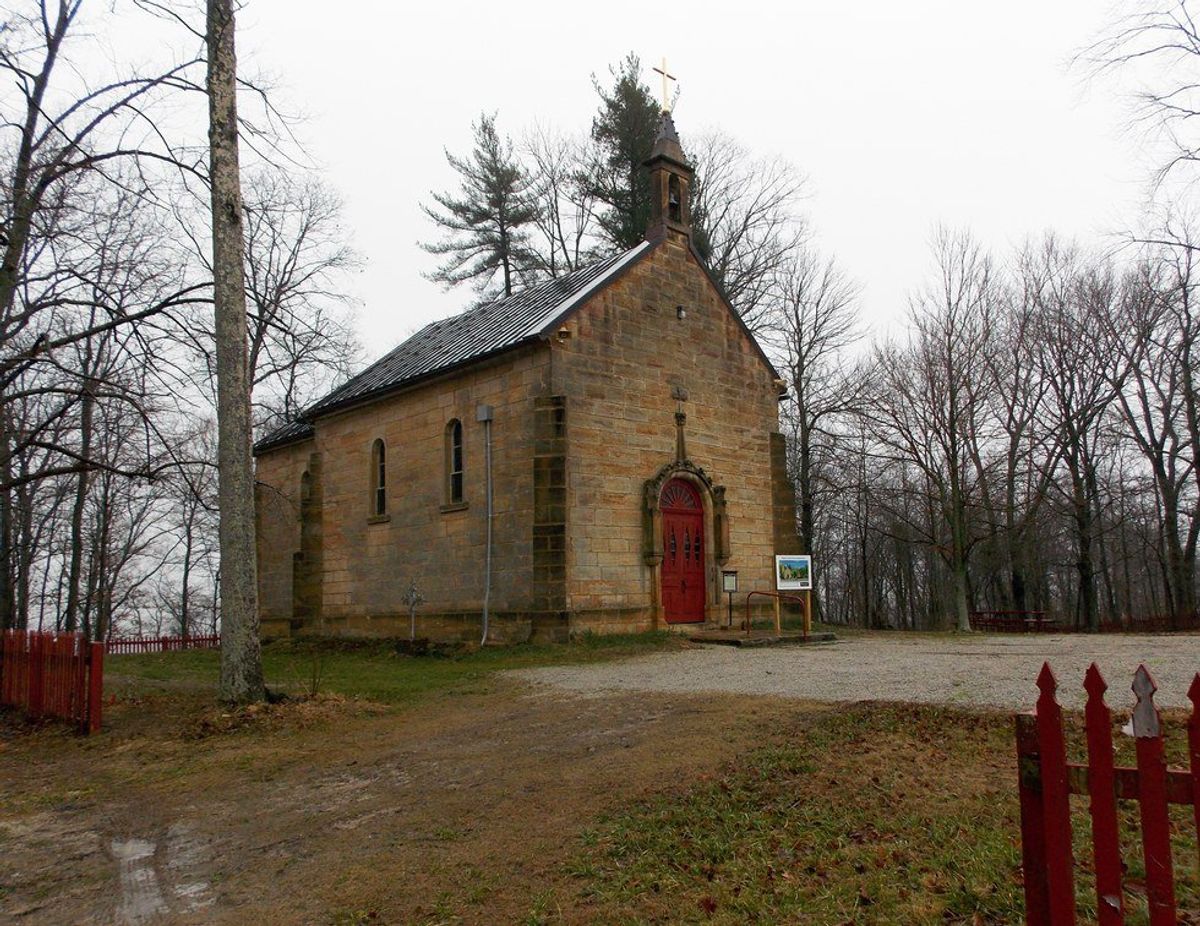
[652,57,676,112]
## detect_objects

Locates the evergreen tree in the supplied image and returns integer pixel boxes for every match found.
[421,113,539,301]
[585,54,661,252]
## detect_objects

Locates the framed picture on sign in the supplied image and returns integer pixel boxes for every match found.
[775,554,812,591]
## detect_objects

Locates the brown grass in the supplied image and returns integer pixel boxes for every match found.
[3,643,1199,925]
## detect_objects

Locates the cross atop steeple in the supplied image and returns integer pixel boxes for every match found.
[652,57,676,113]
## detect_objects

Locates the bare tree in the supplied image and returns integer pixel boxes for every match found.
[0,2,209,627]
[1103,220,1200,624]
[864,228,995,631]
[763,246,861,571]
[175,169,360,430]
[689,132,808,332]
[1029,240,1124,630]
[522,125,600,277]
[977,262,1060,614]
[1084,1,1200,190]
[169,431,219,640]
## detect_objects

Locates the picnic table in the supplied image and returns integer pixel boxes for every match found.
[968,610,1059,633]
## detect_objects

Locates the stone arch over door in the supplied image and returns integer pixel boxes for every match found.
[643,461,729,626]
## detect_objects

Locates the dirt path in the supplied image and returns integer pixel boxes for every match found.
[9,632,1194,924]
[513,632,1200,710]
[0,683,805,925]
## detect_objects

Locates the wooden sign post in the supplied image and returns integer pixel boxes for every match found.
[721,570,739,629]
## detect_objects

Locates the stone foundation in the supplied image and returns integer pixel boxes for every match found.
[261,599,796,646]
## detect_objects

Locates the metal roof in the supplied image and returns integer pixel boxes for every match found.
[253,418,315,454]
[254,241,651,454]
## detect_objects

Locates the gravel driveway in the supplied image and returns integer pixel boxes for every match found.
[514,633,1200,711]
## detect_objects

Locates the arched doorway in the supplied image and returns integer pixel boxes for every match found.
[660,478,705,623]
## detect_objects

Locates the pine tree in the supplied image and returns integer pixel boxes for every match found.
[421,113,539,301]
[584,54,661,252]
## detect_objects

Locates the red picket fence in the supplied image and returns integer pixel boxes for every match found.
[105,634,219,654]
[0,630,103,734]
[1016,662,1199,925]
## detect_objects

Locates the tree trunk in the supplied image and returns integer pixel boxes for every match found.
[64,375,95,633]
[14,474,32,629]
[948,470,972,632]
[0,429,14,631]
[180,515,193,640]
[207,0,264,704]
[952,558,971,632]
[796,415,823,623]
[1068,461,1099,631]
[88,478,112,642]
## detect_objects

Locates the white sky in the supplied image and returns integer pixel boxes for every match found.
[231,0,1150,355]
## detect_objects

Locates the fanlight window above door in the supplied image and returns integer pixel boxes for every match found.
[661,481,700,510]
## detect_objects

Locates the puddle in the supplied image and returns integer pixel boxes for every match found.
[111,824,214,924]
[112,838,168,925]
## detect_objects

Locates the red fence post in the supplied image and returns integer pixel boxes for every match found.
[1189,674,1200,875]
[1035,663,1077,926]
[8,630,22,707]
[1017,712,1051,925]
[48,635,61,718]
[86,642,103,735]
[73,635,87,729]
[27,632,44,720]
[0,629,11,706]
[1083,664,1124,925]
[20,630,29,709]
[1132,665,1176,926]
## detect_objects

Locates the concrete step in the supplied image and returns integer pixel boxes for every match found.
[688,630,838,648]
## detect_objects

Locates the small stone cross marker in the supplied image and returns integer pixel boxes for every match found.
[403,581,425,642]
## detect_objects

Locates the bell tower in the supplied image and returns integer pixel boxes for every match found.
[644,109,694,243]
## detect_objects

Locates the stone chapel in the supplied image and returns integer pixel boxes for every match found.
[253,109,802,642]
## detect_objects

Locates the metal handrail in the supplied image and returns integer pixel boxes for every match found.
[743,591,808,638]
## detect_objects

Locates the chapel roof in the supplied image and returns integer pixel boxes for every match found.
[253,240,652,454]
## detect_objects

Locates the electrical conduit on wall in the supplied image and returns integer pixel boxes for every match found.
[477,404,493,644]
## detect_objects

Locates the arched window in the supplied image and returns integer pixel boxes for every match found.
[370,438,386,516]
[445,419,464,504]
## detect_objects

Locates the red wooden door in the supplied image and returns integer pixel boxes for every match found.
[661,479,705,623]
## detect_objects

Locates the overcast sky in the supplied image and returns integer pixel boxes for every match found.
[227,0,1150,358]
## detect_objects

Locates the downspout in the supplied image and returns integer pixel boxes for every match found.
[477,404,494,645]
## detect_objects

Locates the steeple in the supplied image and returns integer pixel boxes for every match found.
[644,109,693,242]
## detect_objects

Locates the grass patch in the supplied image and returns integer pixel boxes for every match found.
[105,630,682,706]
[564,703,1200,924]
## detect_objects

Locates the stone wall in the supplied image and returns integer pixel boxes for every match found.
[255,346,552,641]
[256,441,315,639]
[551,233,791,632]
